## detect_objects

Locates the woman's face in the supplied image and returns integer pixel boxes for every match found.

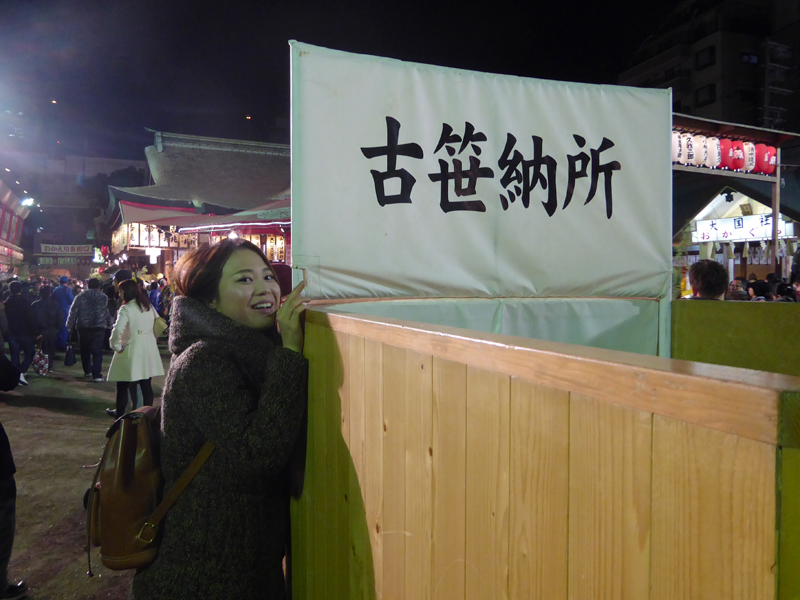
[215,249,281,330]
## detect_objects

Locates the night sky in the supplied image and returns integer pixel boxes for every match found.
[0,0,677,160]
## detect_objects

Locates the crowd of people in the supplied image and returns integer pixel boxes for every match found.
[0,272,173,388]
[687,260,800,302]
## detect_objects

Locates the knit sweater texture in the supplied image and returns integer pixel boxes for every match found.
[131,296,308,600]
[66,289,112,330]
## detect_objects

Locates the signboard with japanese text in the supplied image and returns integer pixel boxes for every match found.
[39,244,94,254]
[692,215,795,243]
[290,42,672,299]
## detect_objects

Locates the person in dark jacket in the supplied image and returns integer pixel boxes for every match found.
[132,240,308,600]
[0,302,9,357]
[147,281,163,317]
[52,276,74,350]
[0,415,27,600]
[4,282,38,386]
[31,286,63,372]
[66,278,112,382]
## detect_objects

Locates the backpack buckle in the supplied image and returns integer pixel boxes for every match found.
[137,522,157,544]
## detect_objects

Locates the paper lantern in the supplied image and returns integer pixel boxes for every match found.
[680,133,695,165]
[754,143,768,173]
[742,142,756,172]
[730,141,745,170]
[705,137,721,168]
[719,138,732,169]
[764,146,777,174]
[671,131,682,162]
[692,135,708,166]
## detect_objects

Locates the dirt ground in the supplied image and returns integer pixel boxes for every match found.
[0,343,171,600]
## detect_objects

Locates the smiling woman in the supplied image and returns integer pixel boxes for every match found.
[131,239,308,600]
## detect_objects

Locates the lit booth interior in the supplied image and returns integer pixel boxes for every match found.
[288,42,800,600]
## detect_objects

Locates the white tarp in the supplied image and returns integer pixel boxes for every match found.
[326,298,661,355]
[290,41,672,300]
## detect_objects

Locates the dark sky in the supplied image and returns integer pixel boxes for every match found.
[0,0,676,160]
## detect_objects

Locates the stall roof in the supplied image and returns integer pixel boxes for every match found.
[672,114,800,236]
[118,198,290,229]
[108,130,290,217]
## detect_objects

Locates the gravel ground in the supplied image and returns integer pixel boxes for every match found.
[0,342,170,600]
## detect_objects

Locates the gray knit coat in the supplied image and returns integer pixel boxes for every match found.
[132,296,308,600]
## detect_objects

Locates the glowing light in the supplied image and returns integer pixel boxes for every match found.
[21,198,34,206]
[3,168,9,172]
[51,100,57,104]
[246,115,251,120]
[228,231,239,239]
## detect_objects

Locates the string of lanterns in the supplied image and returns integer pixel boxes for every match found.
[671,130,777,175]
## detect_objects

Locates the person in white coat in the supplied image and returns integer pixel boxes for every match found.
[105,279,165,418]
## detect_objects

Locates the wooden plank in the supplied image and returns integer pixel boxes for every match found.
[432,357,467,600]
[404,350,433,600]
[651,416,776,600]
[778,447,800,600]
[383,344,407,600]
[465,367,510,600]
[347,335,373,600]
[313,323,331,598]
[365,338,385,598]
[306,309,800,447]
[327,328,349,600]
[301,321,322,599]
[508,379,569,600]
[290,320,318,600]
[780,391,800,447]
[568,393,652,600]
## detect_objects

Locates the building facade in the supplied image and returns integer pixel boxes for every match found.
[619,0,799,132]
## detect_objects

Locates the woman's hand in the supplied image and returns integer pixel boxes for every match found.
[276,281,307,353]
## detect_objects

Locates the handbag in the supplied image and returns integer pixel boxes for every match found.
[32,339,49,376]
[153,316,168,338]
[64,343,76,367]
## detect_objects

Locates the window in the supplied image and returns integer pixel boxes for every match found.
[696,46,716,70]
[741,52,759,65]
[695,84,716,107]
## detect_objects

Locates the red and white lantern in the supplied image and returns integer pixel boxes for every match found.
[764,146,777,174]
[754,143,768,173]
[692,135,708,166]
[730,141,745,170]
[680,133,695,165]
[742,142,756,172]
[719,138,732,169]
[705,137,721,168]
[671,131,682,163]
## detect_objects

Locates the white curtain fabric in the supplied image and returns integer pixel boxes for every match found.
[290,41,672,301]
[327,298,661,355]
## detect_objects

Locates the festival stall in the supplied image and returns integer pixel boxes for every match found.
[288,42,800,600]
[106,131,291,276]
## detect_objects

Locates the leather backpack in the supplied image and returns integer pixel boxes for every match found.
[85,405,214,575]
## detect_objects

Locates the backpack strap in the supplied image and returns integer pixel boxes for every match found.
[135,440,215,544]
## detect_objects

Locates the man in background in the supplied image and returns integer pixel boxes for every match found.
[688,259,729,301]
[4,282,38,386]
[66,278,112,382]
[52,276,74,350]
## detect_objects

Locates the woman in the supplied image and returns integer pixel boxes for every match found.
[105,280,165,418]
[131,240,307,600]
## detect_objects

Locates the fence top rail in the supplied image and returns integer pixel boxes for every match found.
[306,307,800,448]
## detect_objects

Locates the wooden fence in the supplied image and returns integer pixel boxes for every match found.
[291,307,800,600]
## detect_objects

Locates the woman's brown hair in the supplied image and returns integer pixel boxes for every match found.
[119,279,152,311]
[174,240,273,304]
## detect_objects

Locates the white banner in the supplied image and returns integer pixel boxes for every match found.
[692,214,794,243]
[290,42,672,299]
